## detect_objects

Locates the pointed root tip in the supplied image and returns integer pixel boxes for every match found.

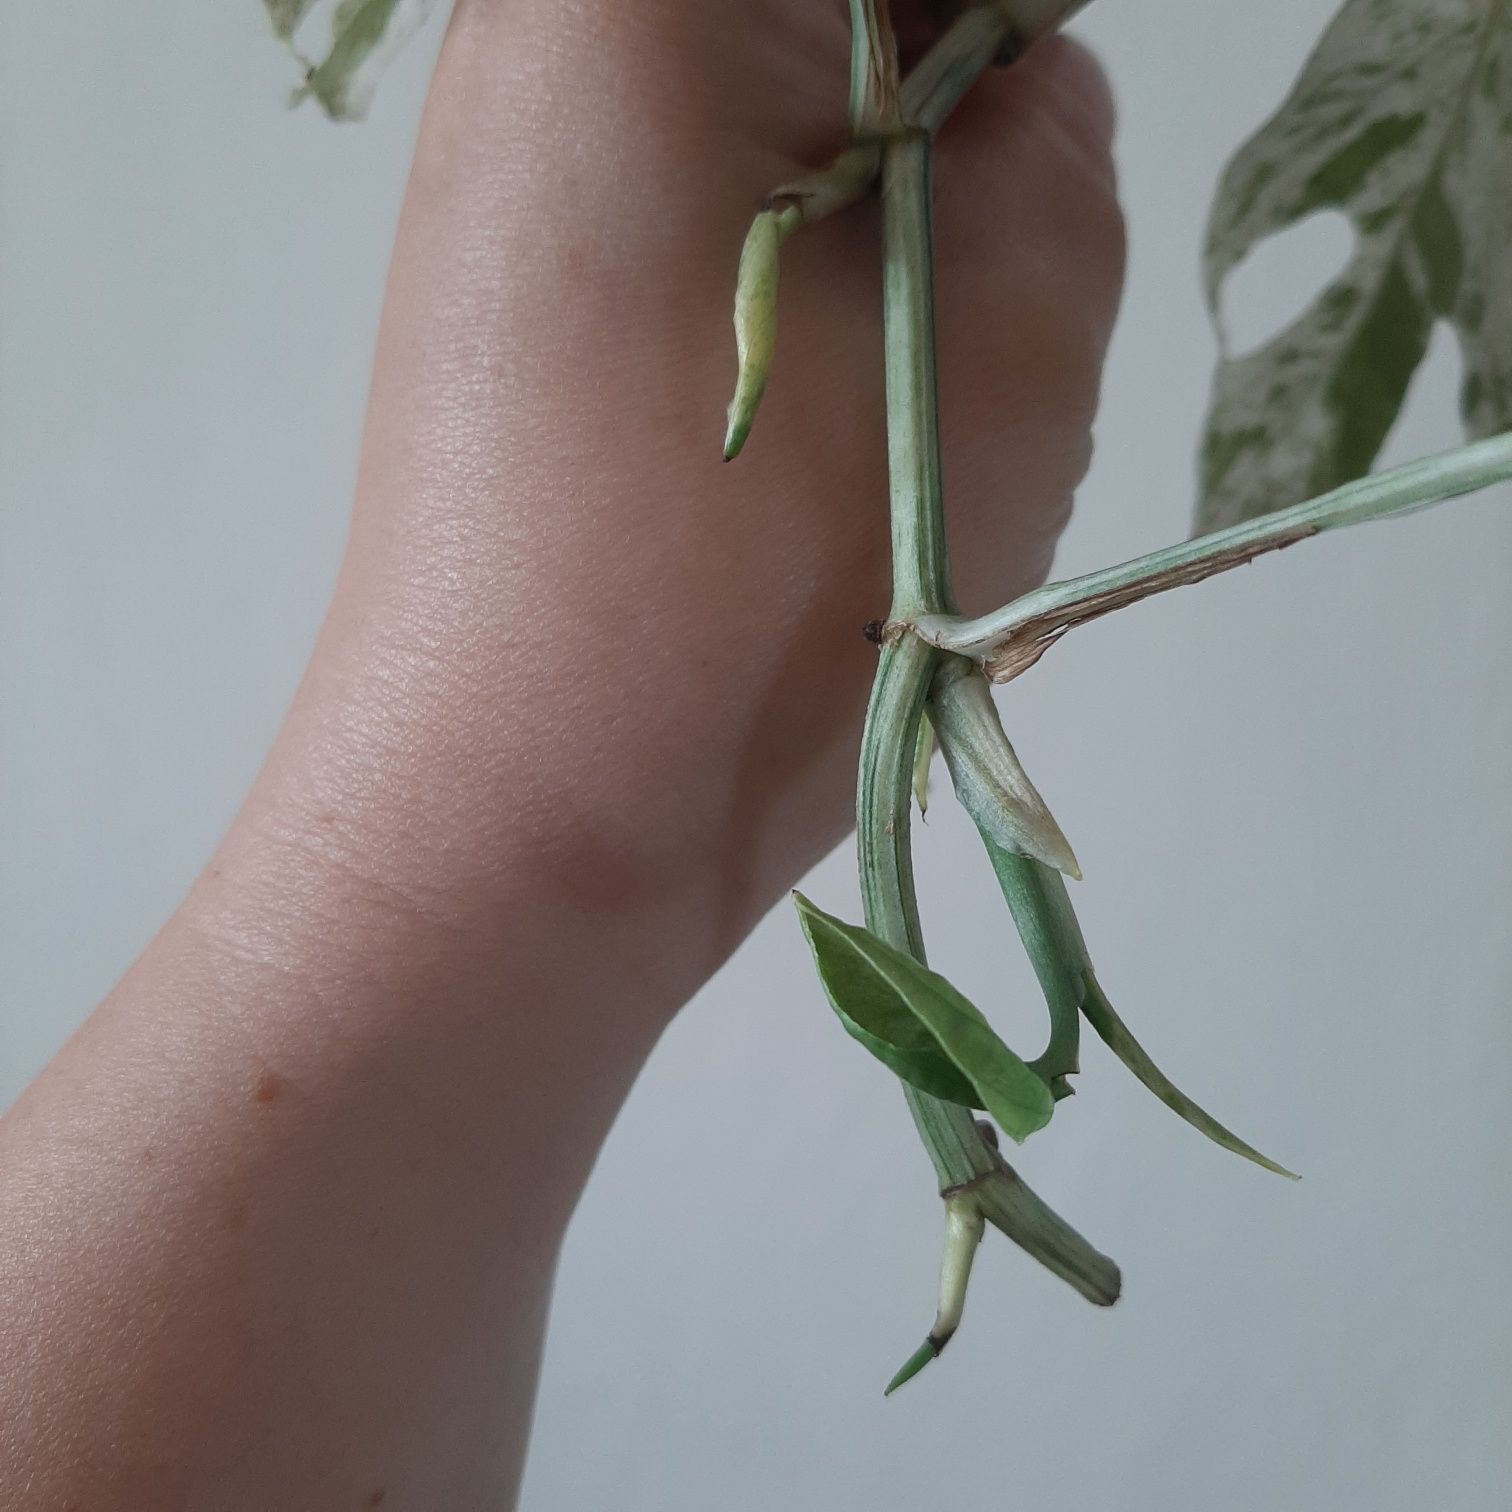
[722,416,750,462]
[883,1334,946,1396]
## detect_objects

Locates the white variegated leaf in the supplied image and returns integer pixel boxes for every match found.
[264,0,318,40]
[1197,0,1512,533]
[290,0,440,121]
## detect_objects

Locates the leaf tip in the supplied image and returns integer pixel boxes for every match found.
[932,673,1081,880]
[790,890,821,942]
[1031,810,1081,881]
[1079,972,1298,1179]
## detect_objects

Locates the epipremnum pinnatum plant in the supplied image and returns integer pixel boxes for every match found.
[266,0,1512,1392]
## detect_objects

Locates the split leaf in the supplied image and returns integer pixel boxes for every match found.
[1198,0,1512,533]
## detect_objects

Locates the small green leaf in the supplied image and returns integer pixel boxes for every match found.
[791,891,987,1109]
[1079,972,1299,1180]
[293,0,438,121]
[1198,0,1512,533]
[805,947,985,1113]
[794,893,1053,1142]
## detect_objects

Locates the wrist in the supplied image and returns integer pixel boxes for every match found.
[178,630,721,1069]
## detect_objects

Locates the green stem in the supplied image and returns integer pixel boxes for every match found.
[726,0,1092,458]
[912,429,1512,681]
[858,634,994,1188]
[864,135,988,1193]
[978,844,1088,1097]
[861,130,1118,1323]
[905,0,1090,127]
[758,1,1091,238]
[881,132,954,619]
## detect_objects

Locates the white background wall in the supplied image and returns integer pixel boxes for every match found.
[3,3,1509,1508]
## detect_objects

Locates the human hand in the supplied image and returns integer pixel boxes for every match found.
[285,0,1126,983]
[0,6,1123,1505]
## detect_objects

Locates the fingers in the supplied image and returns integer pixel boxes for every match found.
[341,4,1124,951]
[930,37,1126,609]
[702,36,1124,914]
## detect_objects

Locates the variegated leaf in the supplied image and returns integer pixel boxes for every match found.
[1197,0,1512,533]
[290,0,440,121]
[263,0,317,41]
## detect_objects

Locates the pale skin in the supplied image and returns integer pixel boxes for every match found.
[0,2,1123,1505]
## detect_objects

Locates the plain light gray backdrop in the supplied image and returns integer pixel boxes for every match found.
[3,3,1509,1508]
